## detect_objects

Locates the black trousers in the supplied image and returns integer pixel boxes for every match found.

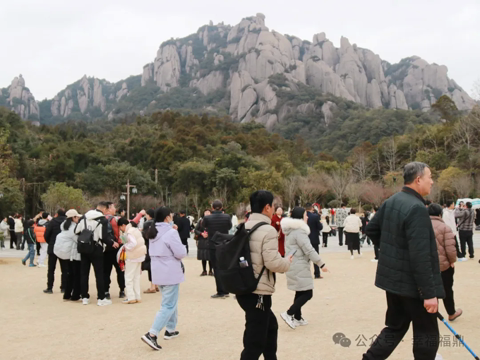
[81,245,105,300]
[363,292,439,360]
[181,238,189,254]
[287,290,313,320]
[36,242,41,256]
[237,294,278,360]
[9,231,16,248]
[453,235,462,258]
[374,245,379,260]
[458,230,474,258]
[103,248,125,294]
[338,227,344,245]
[312,243,320,277]
[441,267,456,316]
[322,233,329,247]
[209,249,227,295]
[47,253,66,290]
[61,259,81,300]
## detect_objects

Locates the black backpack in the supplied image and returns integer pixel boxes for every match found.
[77,217,101,255]
[214,222,268,295]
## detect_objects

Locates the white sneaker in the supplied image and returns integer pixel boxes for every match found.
[38,264,46,268]
[82,298,90,305]
[358,253,362,257]
[351,255,354,260]
[458,257,468,262]
[280,312,297,329]
[97,298,112,306]
[435,353,443,360]
[371,259,378,262]
[293,317,308,326]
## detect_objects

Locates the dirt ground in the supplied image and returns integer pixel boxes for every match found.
[1,251,479,360]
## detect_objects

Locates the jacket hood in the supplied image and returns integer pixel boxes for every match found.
[84,209,105,221]
[38,219,48,226]
[281,217,311,235]
[151,222,175,243]
[430,216,444,224]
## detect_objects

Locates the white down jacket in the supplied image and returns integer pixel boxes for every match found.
[54,221,81,261]
[282,217,325,292]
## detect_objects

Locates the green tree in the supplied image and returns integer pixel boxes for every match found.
[41,182,90,213]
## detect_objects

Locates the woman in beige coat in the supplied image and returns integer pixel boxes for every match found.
[429,203,462,321]
[280,207,328,329]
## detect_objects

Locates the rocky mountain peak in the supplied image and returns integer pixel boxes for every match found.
[1,75,39,120]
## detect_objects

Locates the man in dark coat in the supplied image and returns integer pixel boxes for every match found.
[363,162,445,360]
[174,210,191,254]
[305,203,323,279]
[44,209,67,294]
[203,199,232,299]
[7,215,16,249]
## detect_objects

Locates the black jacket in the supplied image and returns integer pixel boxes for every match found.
[366,187,445,300]
[307,211,323,245]
[175,216,191,240]
[45,216,67,255]
[203,211,232,249]
[7,217,15,231]
[25,227,36,245]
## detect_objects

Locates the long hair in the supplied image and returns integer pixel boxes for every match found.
[147,207,172,239]
[63,218,73,231]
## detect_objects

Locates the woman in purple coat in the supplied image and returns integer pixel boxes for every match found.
[141,207,187,351]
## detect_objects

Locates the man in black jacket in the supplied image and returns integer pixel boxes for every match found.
[43,209,67,294]
[203,199,232,299]
[7,215,16,249]
[306,203,323,279]
[174,210,191,254]
[363,162,445,360]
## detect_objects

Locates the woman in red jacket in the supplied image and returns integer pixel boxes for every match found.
[271,206,285,256]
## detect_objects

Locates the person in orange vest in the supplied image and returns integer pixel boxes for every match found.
[34,212,49,267]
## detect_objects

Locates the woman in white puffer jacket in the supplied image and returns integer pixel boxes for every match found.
[280,207,329,329]
[54,209,82,301]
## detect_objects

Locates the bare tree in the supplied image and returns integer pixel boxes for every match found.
[427,183,442,203]
[383,137,398,172]
[472,78,480,101]
[359,181,391,207]
[282,176,300,209]
[325,169,352,202]
[451,175,473,198]
[297,173,328,205]
[351,148,370,182]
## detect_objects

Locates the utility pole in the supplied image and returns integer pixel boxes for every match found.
[122,179,137,220]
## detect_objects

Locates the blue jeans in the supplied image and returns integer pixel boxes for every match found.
[149,284,179,336]
[23,244,35,265]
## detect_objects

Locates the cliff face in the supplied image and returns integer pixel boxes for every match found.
[0,75,39,120]
[139,13,474,129]
[4,14,475,125]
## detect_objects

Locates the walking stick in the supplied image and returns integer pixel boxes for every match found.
[437,313,479,359]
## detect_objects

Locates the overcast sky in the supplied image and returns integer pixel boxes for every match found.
[2,0,479,100]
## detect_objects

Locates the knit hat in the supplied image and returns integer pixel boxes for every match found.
[291,207,306,219]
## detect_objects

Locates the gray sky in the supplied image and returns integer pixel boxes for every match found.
[2,0,479,100]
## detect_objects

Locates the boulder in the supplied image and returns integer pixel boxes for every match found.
[93,79,106,112]
[367,80,383,108]
[321,101,337,127]
[191,71,224,95]
[142,63,154,86]
[230,71,255,119]
[237,86,258,121]
[116,82,128,101]
[306,59,354,101]
[154,44,181,92]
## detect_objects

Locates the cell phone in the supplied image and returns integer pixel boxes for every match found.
[286,249,297,257]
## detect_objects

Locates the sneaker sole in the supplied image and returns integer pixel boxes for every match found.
[142,336,161,350]
[280,313,296,329]
[164,334,179,340]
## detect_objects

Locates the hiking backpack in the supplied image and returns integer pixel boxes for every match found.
[214,222,268,295]
[77,217,101,255]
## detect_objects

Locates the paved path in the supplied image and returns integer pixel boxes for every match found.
[2,232,480,259]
